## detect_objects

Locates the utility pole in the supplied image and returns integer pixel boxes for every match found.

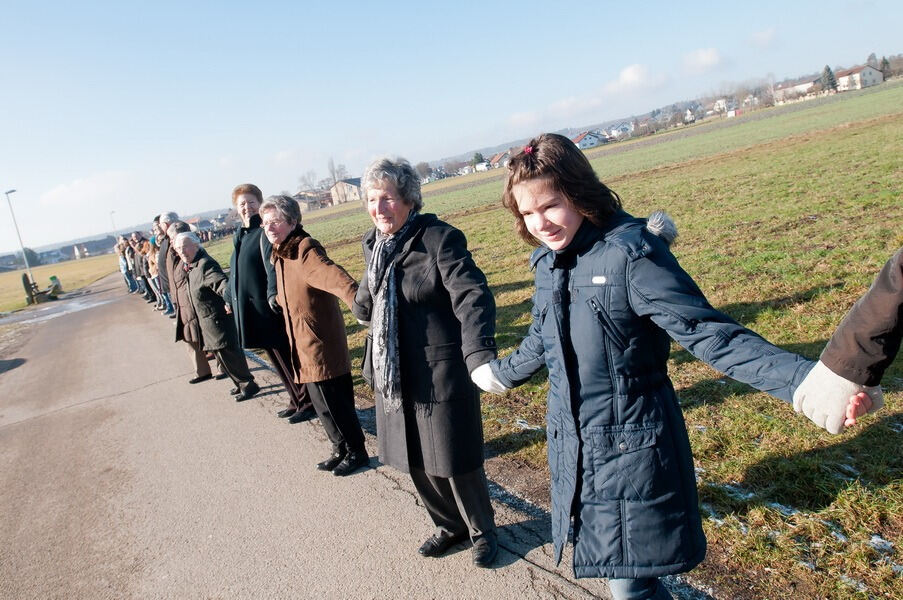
[4,189,35,285]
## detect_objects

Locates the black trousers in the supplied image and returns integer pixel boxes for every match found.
[305,373,365,453]
[409,466,495,541]
[214,344,254,388]
[264,343,312,411]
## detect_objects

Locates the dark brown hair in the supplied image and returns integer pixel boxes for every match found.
[231,183,263,206]
[501,133,622,246]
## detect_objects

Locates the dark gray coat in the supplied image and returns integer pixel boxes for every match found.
[492,212,814,579]
[223,214,284,349]
[185,248,240,352]
[157,236,171,293]
[353,214,497,478]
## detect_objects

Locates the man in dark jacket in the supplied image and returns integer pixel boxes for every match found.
[156,213,177,316]
[173,231,259,401]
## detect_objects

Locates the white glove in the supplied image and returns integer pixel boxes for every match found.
[471,363,508,394]
[792,360,884,434]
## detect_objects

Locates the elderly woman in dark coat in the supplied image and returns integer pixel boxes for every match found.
[167,222,221,383]
[260,195,368,476]
[173,232,259,401]
[223,183,313,422]
[351,157,500,568]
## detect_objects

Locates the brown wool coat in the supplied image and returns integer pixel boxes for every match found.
[172,256,203,345]
[271,226,358,384]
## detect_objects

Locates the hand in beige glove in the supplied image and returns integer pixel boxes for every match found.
[471,363,509,394]
[792,360,884,434]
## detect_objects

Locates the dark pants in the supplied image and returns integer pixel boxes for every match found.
[264,344,312,411]
[305,373,365,453]
[214,345,254,388]
[409,466,495,541]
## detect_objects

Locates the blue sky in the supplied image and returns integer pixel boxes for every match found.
[1,0,900,253]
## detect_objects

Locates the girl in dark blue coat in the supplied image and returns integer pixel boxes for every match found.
[470,134,876,600]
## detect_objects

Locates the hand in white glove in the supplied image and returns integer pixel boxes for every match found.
[471,363,508,394]
[792,360,884,434]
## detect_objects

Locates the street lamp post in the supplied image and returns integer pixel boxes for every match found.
[4,189,35,285]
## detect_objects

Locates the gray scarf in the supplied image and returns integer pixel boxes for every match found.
[367,211,418,414]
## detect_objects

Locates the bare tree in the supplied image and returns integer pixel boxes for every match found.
[298,170,318,191]
[415,161,432,179]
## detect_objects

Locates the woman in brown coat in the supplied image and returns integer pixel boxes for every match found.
[260,195,368,476]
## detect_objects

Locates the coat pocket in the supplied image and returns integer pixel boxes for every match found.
[587,296,628,351]
[589,422,675,501]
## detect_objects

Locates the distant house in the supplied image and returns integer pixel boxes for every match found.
[684,108,696,123]
[185,217,214,232]
[474,161,491,172]
[329,178,363,206]
[294,191,325,213]
[0,254,19,270]
[609,122,633,138]
[488,150,510,168]
[38,249,66,264]
[836,65,884,91]
[572,131,608,149]
[774,76,818,102]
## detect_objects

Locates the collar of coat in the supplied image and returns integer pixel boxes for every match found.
[530,210,679,269]
[233,214,262,245]
[361,212,435,257]
[271,225,312,260]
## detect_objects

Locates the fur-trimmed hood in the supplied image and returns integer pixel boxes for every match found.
[271,225,311,261]
[646,210,677,246]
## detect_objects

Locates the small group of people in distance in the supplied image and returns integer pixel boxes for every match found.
[115,134,898,597]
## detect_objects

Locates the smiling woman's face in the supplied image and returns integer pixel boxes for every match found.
[366,181,412,235]
[235,193,261,226]
[261,209,295,245]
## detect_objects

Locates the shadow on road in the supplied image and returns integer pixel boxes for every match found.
[0,357,26,374]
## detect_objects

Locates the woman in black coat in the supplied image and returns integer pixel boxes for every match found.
[223,183,313,420]
[352,158,500,568]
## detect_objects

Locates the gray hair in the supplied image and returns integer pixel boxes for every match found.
[361,156,423,211]
[260,195,301,226]
[173,231,200,248]
[159,211,179,224]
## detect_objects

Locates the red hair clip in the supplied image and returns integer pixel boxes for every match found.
[524,145,534,154]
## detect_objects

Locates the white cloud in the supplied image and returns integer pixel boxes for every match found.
[683,48,722,75]
[750,27,777,49]
[603,64,666,94]
[39,171,132,207]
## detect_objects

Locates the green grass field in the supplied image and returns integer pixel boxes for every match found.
[8,80,902,598]
[263,84,899,599]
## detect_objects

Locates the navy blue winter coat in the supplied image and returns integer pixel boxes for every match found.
[491,212,815,579]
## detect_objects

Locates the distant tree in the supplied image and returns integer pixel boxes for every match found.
[298,170,317,191]
[866,52,879,68]
[317,177,334,190]
[821,65,837,91]
[335,164,348,181]
[880,56,891,78]
[470,152,485,168]
[415,162,432,179]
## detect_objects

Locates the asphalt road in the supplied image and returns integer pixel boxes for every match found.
[0,274,624,600]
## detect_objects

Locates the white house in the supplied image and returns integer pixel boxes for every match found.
[609,122,632,138]
[836,65,884,91]
[774,76,818,102]
[572,131,607,149]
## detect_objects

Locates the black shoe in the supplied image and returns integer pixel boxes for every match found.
[287,407,316,424]
[471,534,498,568]
[214,373,229,380]
[418,531,469,557]
[235,381,260,401]
[317,449,347,471]
[276,408,296,419]
[188,374,213,384]
[332,451,369,476]
[230,386,241,396]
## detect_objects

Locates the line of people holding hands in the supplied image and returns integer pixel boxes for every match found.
[132,134,897,599]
